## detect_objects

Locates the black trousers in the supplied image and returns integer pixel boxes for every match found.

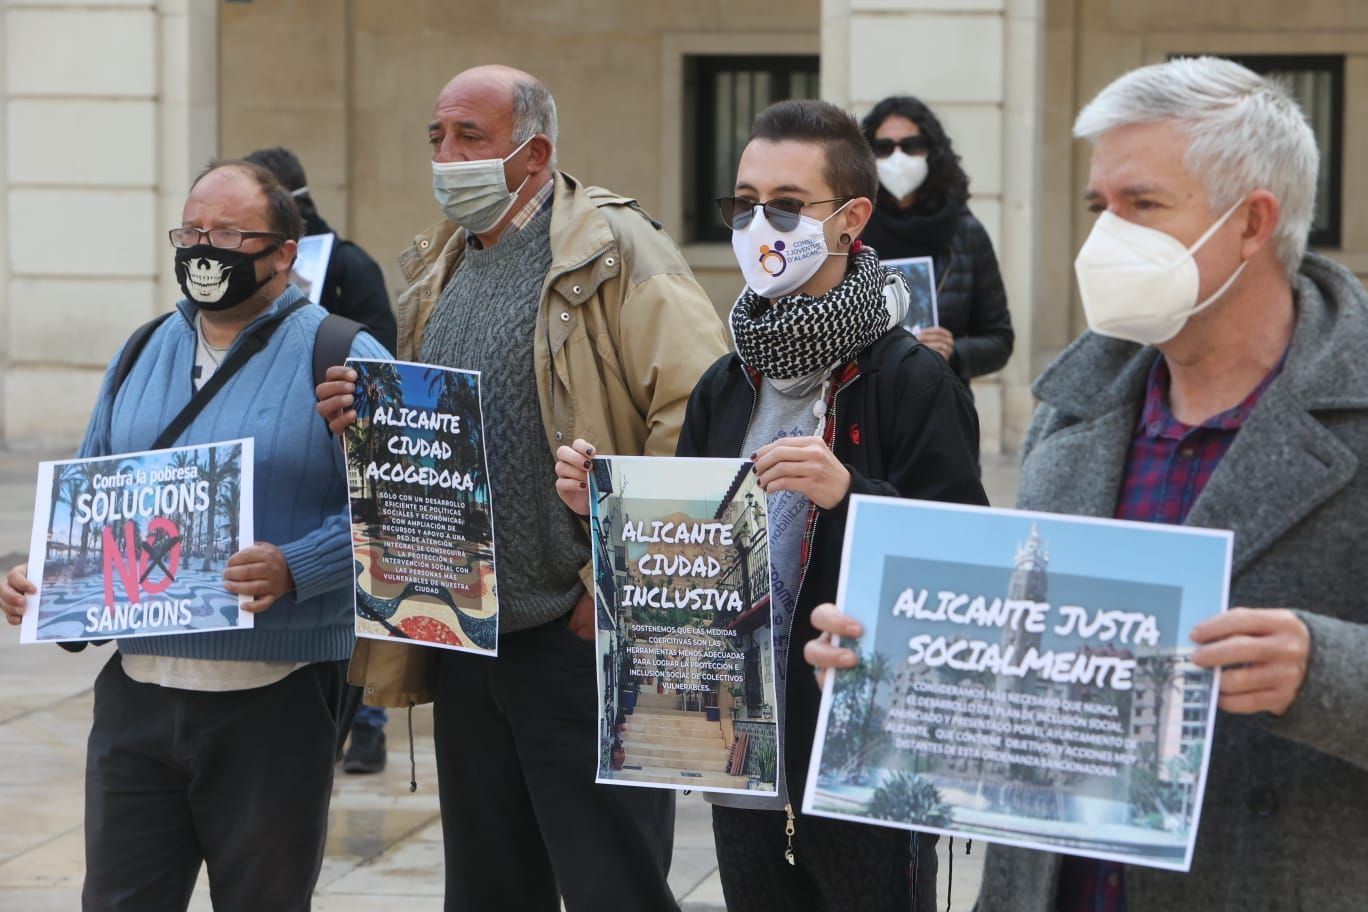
[83,653,346,912]
[433,620,678,912]
[711,803,939,912]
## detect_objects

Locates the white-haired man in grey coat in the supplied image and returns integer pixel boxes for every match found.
[806,56,1368,911]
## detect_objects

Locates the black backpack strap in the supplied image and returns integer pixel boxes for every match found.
[152,298,310,450]
[113,312,175,392]
[313,313,365,388]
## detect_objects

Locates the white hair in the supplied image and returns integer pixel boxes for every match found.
[511,78,558,167]
[1074,56,1319,277]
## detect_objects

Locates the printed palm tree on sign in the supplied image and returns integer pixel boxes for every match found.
[217,476,241,550]
[197,446,241,571]
[866,771,950,828]
[353,363,404,504]
[46,464,71,561]
[58,474,85,566]
[167,450,200,560]
[73,460,136,576]
[1136,652,1180,756]
[425,368,487,508]
[822,642,894,783]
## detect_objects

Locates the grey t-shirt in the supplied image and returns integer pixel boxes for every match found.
[710,376,821,811]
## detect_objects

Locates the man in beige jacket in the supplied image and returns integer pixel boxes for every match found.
[317,66,728,912]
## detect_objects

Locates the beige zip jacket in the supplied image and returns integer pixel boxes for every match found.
[349,170,730,706]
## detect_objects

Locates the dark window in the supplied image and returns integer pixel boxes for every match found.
[1212,55,1344,248]
[685,55,821,243]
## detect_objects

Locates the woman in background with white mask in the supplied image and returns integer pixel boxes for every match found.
[859,96,1014,397]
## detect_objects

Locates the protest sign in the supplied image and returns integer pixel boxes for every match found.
[291,232,335,305]
[804,496,1231,871]
[23,439,255,643]
[589,456,777,795]
[345,358,498,654]
[882,256,938,332]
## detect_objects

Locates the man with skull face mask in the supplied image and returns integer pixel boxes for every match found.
[316,65,728,911]
[0,160,389,911]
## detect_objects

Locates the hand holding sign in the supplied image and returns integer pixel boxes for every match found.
[803,602,862,687]
[1,565,34,625]
[553,438,596,517]
[315,365,359,435]
[224,543,294,614]
[1191,607,1310,716]
[752,436,850,509]
[915,326,955,362]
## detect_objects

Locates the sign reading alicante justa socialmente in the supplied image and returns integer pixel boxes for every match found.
[589,456,779,795]
[804,497,1232,872]
[344,358,499,655]
[23,439,255,643]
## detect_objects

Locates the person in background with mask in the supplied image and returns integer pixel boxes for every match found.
[246,146,397,355]
[315,65,728,912]
[806,57,1368,911]
[858,96,1013,391]
[245,145,395,774]
[0,160,388,911]
[555,99,987,912]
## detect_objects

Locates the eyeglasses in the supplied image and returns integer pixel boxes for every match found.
[715,196,850,232]
[168,227,285,249]
[870,136,929,159]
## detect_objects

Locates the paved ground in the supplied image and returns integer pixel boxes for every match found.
[0,447,1017,911]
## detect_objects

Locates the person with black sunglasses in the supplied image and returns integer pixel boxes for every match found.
[556,98,988,912]
[860,96,1015,404]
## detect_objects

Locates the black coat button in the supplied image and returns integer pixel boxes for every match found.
[1247,785,1278,817]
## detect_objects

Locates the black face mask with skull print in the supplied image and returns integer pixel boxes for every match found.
[174,243,280,312]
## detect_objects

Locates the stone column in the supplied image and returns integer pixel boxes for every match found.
[821,0,1045,454]
[0,0,216,448]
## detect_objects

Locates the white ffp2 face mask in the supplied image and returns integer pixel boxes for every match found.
[1074,200,1247,346]
[432,136,533,234]
[876,150,929,200]
[731,202,851,299]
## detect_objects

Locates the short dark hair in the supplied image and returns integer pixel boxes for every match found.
[750,99,878,203]
[243,146,307,192]
[860,96,970,212]
[191,158,303,241]
[244,146,318,223]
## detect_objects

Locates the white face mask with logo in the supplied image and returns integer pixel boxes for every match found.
[876,150,929,200]
[432,136,533,234]
[1074,199,1247,346]
[731,202,851,299]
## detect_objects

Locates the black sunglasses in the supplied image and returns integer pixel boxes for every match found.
[715,196,850,233]
[870,136,930,158]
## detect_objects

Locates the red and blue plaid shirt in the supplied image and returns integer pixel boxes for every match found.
[1054,351,1283,912]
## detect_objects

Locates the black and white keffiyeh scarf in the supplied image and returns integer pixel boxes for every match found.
[729,249,905,380]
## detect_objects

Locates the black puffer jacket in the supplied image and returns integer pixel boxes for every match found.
[861,200,1015,384]
[676,328,988,804]
[303,211,398,354]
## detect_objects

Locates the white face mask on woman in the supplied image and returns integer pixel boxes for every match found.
[1074,199,1247,346]
[431,136,533,234]
[731,201,852,299]
[876,150,929,200]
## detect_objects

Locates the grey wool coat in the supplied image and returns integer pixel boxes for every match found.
[975,253,1368,912]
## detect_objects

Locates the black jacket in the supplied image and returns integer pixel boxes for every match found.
[305,212,397,354]
[861,202,1015,384]
[676,329,989,801]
